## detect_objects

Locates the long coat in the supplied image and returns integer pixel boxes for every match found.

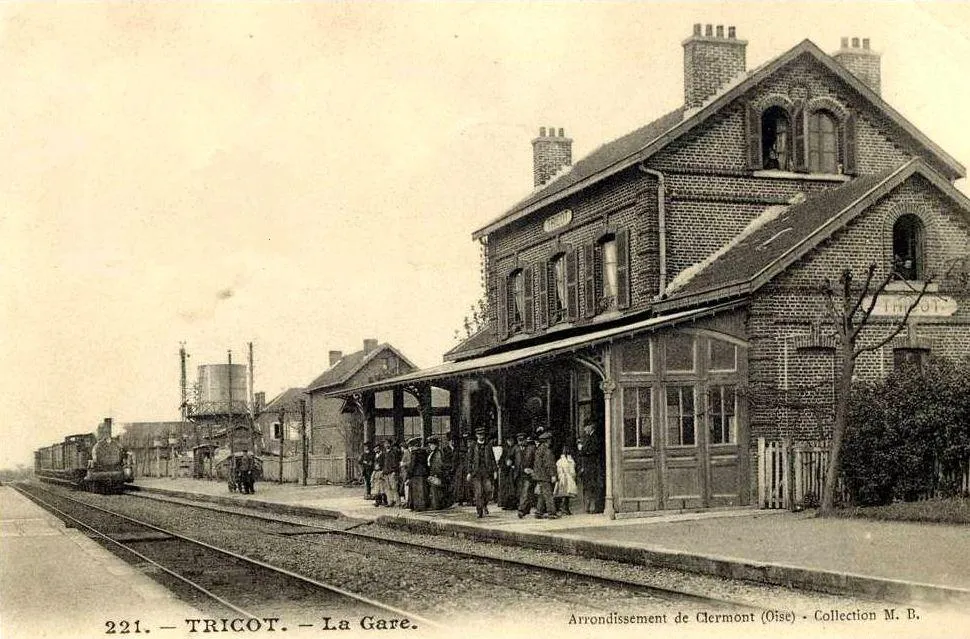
[467,440,497,479]
[554,454,578,498]
[532,443,557,485]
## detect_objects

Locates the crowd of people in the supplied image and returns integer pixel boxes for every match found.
[357,420,605,519]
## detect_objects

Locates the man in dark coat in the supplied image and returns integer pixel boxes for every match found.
[533,431,558,518]
[451,432,470,506]
[372,444,386,506]
[440,437,455,507]
[498,434,517,510]
[578,419,605,514]
[466,427,497,518]
[426,437,445,510]
[516,435,536,518]
[407,438,429,511]
[380,439,400,507]
[358,443,375,498]
[237,451,255,494]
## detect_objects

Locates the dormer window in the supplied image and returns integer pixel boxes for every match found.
[747,101,856,175]
[807,110,839,174]
[892,214,925,280]
[761,106,791,171]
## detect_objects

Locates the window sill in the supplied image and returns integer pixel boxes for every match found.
[545,320,575,334]
[884,281,939,293]
[591,309,623,324]
[753,170,851,182]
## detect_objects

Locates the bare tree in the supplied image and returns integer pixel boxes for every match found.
[818,264,932,514]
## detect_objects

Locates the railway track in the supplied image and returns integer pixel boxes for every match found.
[13,483,440,632]
[121,487,760,612]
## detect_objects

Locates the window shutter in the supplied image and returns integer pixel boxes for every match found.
[565,249,578,321]
[496,275,508,339]
[745,102,762,170]
[616,228,631,310]
[522,265,535,333]
[843,111,857,175]
[583,243,596,318]
[537,260,549,328]
[792,105,807,172]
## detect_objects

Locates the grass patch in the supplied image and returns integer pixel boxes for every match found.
[830,497,970,524]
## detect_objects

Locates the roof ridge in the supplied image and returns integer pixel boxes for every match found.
[473,38,963,240]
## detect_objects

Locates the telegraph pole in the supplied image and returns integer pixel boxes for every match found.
[300,398,308,486]
[277,405,285,483]
[228,350,235,463]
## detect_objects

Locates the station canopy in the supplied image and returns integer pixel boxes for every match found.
[325,302,740,398]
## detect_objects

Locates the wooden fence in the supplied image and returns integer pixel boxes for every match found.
[758,438,970,509]
[757,438,835,509]
[260,456,302,483]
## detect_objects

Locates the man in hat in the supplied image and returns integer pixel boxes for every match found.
[498,433,517,510]
[407,437,429,511]
[578,419,604,514]
[358,442,375,498]
[516,434,537,518]
[533,431,558,518]
[452,430,471,506]
[399,438,413,508]
[440,436,455,507]
[379,438,400,507]
[426,437,445,510]
[466,427,497,518]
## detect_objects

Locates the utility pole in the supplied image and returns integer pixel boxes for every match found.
[277,405,285,483]
[228,351,235,471]
[248,341,257,452]
[300,398,308,486]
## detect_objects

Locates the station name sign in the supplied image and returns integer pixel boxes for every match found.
[543,209,572,233]
[863,293,958,317]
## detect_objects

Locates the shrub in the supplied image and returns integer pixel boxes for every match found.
[840,357,970,506]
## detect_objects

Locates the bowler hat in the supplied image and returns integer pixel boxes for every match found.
[474,427,486,436]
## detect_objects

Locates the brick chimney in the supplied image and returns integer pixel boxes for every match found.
[328,350,343,367]
[362,339,378,355]
[97,417,113,441]
[254,391,265,413]
[683,24,747,109]
[833,37,880,95]
[532,126,572,188]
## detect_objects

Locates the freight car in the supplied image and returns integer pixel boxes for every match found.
[34,421,130,493]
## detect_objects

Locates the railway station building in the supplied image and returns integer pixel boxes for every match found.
[330,27,970,517]
[305,339,453,484]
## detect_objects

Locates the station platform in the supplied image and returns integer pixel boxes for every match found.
[0,485,199,639]
[133,477,970,607]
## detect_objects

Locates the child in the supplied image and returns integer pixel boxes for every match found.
[554,445,578,516]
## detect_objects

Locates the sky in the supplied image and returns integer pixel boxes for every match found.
[2,1,969,469]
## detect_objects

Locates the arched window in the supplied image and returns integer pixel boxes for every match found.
[807,110,839,174]
[507,270,525,333]
[761,106,791,171]
[892,214,925,280]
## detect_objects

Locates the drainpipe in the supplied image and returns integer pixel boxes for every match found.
[638,163,667,296]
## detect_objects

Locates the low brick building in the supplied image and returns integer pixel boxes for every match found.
[305,339,452,483]
[331,26,970,516]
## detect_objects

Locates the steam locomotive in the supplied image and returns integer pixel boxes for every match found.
[34,419,132,493]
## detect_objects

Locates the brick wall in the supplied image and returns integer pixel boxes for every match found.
[746,174,970,445]
[481,45,955,351]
